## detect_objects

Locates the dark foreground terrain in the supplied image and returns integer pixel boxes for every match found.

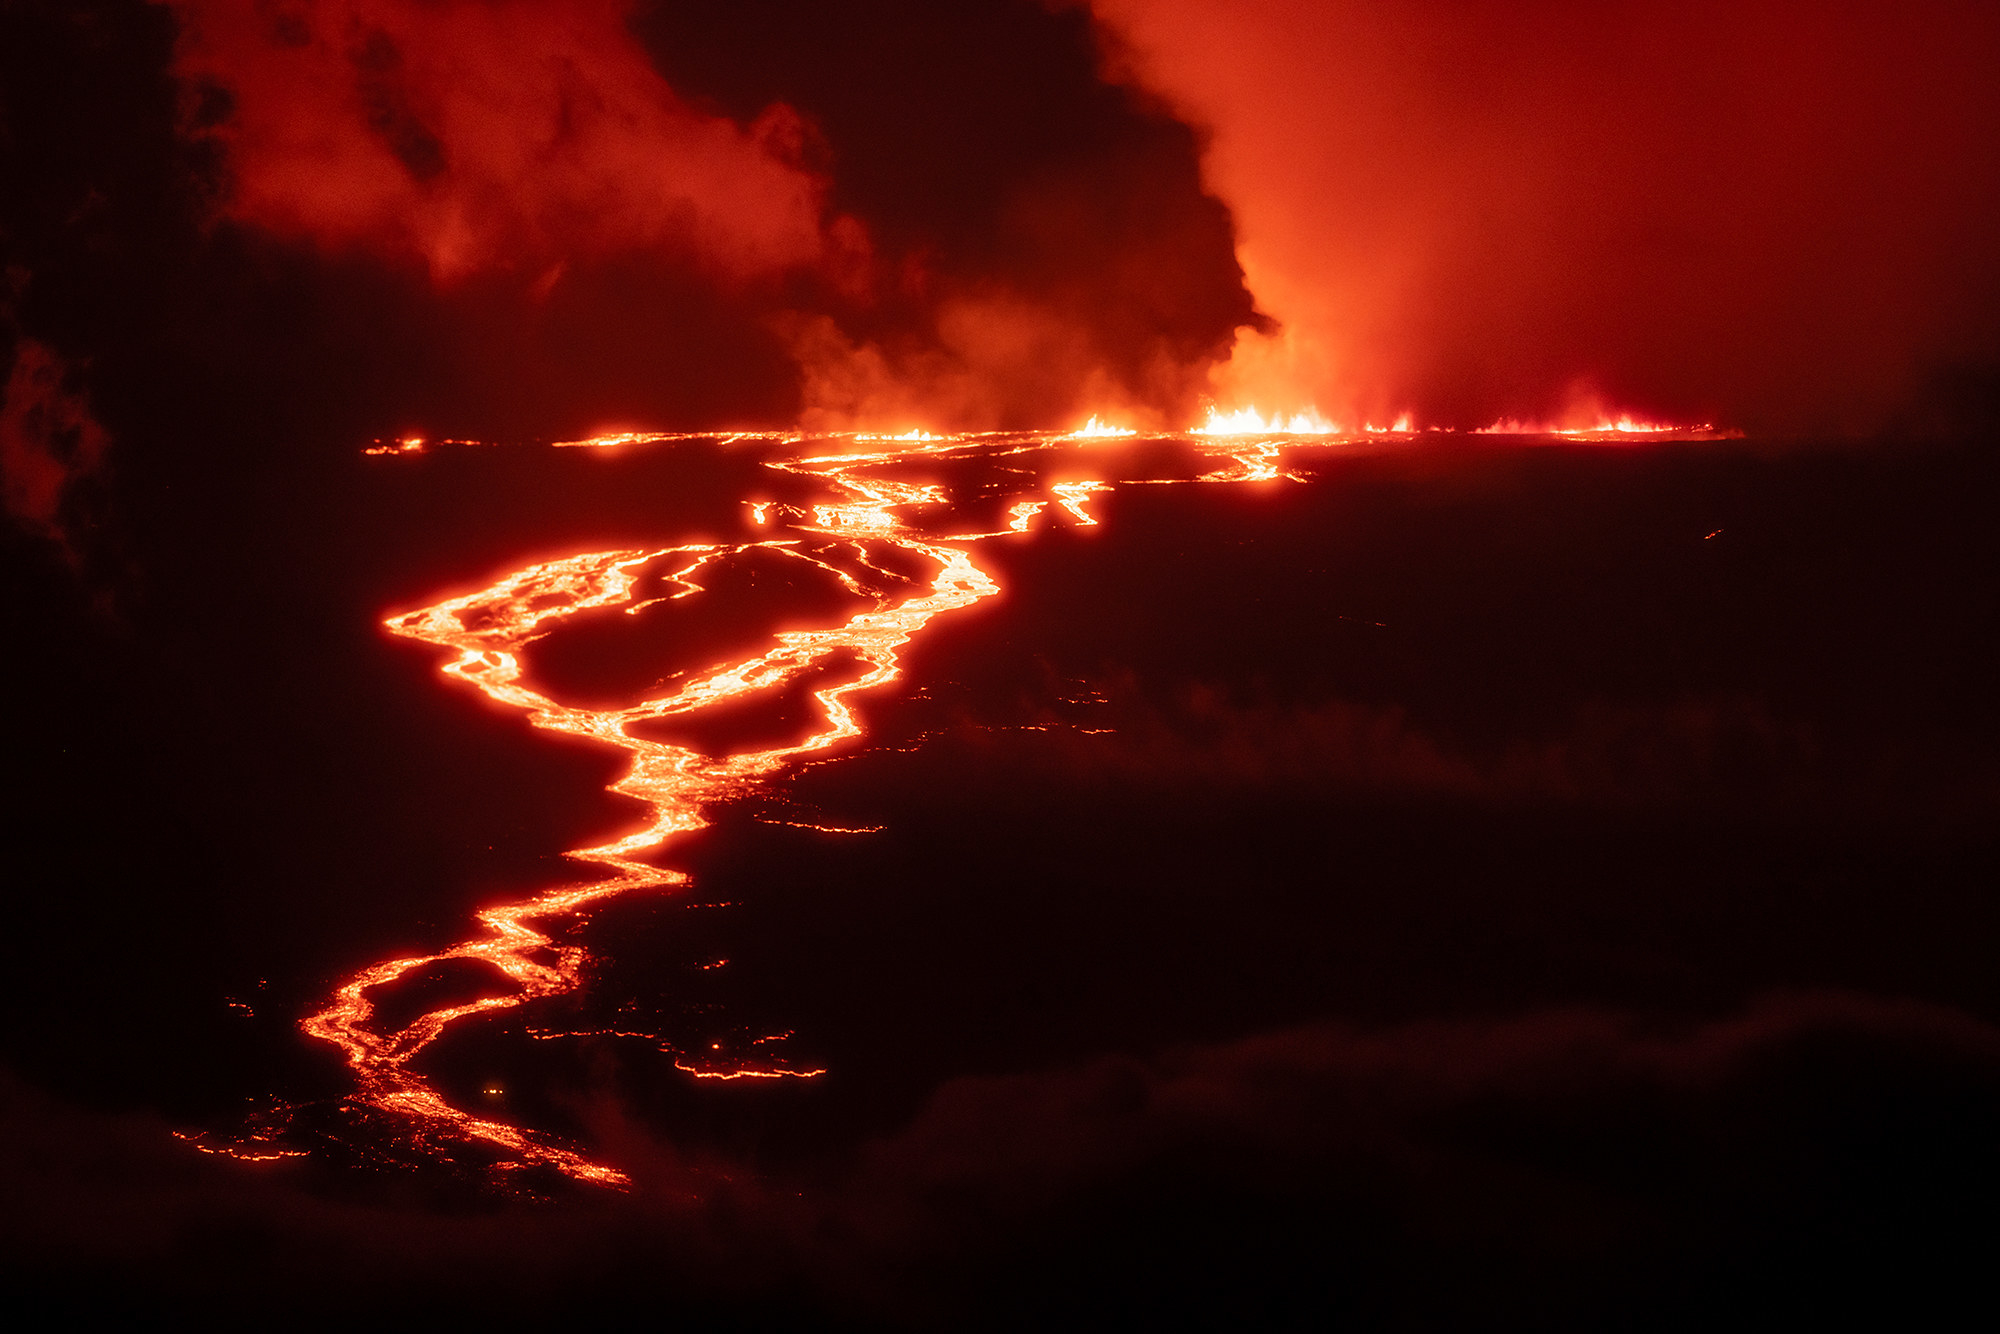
[7,432,2000,1328]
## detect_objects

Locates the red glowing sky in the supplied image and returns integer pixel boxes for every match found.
[150,0,2000,436]
[23,0,2000,443]
[1091,0,2000,433]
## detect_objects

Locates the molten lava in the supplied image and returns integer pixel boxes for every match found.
[1068,416,1138,438]
[285,414,1729,1185]
[1195,405,1340,435]
[1474,415,1738,439]
[301,502,995,1184]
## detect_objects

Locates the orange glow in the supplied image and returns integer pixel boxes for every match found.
[553,430,675,449]
[1068,416,1138,438]
[752,815,888,834]
[302,507,1000,1182]
[553,430,799,449]
[307,432,1055,1183]
[313,416,1737,1183]
[1090,2,2000,436]
[1051,480,1111,526]
[363,436,531,456]
[1193,404,1337,435]
[854,428,941,442]
[173,1130,309,1163]
[1474,416,1738,439]
[362,436,428,456]
[673,1060,831,1081]
[1363,415,1414,434]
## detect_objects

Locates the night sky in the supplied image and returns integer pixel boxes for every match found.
[6,2,2000,1326]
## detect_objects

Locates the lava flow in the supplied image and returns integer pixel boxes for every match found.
[301,469,999,1184]
[295,414,1716,1185]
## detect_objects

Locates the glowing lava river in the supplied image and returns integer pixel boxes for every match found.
[251,421,1700,1187]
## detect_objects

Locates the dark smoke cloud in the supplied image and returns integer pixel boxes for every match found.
[634,0,1259,430]
[94,0,1260,436]
[1092,0,2000,433]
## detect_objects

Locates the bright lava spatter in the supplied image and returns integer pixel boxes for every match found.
[278,419,1711,1186]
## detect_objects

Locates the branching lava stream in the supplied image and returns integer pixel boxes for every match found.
[277,422,1692,1185]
